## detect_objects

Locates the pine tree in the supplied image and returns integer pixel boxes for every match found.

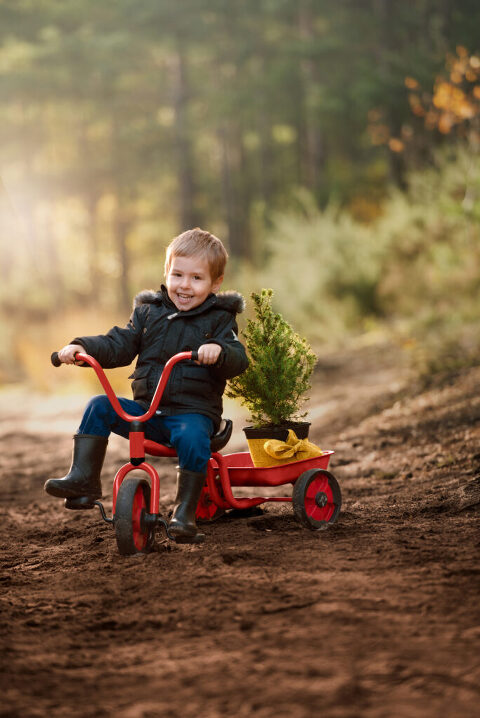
[227,289,316,427]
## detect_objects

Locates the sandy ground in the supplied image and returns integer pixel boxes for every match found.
[0,343,479,718]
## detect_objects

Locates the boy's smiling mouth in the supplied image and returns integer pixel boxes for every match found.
[176,292,194,303]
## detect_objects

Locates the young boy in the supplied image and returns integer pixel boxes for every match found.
[44,228,248,543]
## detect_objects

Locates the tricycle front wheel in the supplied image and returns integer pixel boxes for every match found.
[114,478,155,555]
[292,469,341,530]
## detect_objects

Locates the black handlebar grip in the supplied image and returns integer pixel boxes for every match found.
[51,352,62,367]
[191,349,199,362]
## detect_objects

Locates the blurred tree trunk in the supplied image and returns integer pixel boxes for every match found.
[171,46,200,231]
[110,115,134,313]
[112,196,134,313]
[85,191,101,302]
[0,177,15,285]
[218,125,240,257]
[78,123,101,302]
[255,47,275,219]
[19,144,43,281]
[237,124,252,258]
[440,0,453,47]
[372,0,407,190]
[298,0,327,201]
[259,108,275,212]
[218,124,251,260]
[42,211,64,308]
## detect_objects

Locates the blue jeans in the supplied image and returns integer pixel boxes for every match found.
[78,395,214,473]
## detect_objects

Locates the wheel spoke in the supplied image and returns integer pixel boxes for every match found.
[305,495,317,517]
[307,498,335,522]
[305,476,328,501]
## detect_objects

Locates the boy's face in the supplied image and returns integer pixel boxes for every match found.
[166,254,223,311]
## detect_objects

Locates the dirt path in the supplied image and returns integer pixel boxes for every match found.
[0,344,479,718]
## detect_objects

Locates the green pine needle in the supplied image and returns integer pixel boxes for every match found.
[226,288,316,426]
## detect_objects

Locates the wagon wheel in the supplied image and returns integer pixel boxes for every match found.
[196,485,224,522]
[292,469,342,530]
[115,478,155,555]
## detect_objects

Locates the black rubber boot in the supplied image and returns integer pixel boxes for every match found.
[168,468,206,543]
[44,434,108,500]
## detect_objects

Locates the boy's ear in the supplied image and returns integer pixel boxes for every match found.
[212,275,224,293]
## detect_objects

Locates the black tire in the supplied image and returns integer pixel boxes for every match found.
[292,469,342,531]
[114,478,155,555]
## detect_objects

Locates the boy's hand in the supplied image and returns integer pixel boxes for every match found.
[57,344,85,365]
[196,343,222,365]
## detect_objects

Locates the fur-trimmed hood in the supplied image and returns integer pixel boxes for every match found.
[133,286,246,315]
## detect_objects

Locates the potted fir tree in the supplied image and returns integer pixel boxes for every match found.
[226,289,317,467]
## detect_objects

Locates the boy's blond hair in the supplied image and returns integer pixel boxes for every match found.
[165,228,228,280]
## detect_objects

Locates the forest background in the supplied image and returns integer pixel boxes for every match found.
[0,0,479,396]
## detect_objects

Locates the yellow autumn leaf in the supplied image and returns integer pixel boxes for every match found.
[438,113,454,134]
[388,138,404,153]
[408,94,425,116]
[404,76,419,90]
[433,82,466,111]
[457,100,475,119]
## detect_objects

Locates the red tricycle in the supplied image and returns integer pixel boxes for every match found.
[51,350,342,555]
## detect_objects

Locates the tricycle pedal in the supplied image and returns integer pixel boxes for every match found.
[94,501,114,524]
[64,496,97,510]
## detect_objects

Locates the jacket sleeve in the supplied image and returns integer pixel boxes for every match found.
[71,306,146,368]
[206,313,249,380]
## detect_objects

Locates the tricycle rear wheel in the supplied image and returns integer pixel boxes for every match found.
[115,478,155,555]
[292,469,341,530]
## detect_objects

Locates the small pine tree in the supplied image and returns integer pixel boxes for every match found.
[226,289,317,427]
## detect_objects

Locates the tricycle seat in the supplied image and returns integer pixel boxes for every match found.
[210,419,233,452]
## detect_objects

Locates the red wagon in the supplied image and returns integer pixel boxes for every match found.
[51,350,342,555]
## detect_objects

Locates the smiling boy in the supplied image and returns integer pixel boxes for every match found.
[44,228,248,543]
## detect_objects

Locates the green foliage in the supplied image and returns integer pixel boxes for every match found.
[0,3,479,386]
[257,198,386,340]
[247,147,480,363]
[1,1,478,318]
[226,289,316,427]
[407,317,480,386]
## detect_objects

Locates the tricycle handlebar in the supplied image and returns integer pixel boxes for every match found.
[50,349,198,423]
[51,349,198,367]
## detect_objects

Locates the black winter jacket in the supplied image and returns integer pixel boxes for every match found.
[72,286,248,430]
